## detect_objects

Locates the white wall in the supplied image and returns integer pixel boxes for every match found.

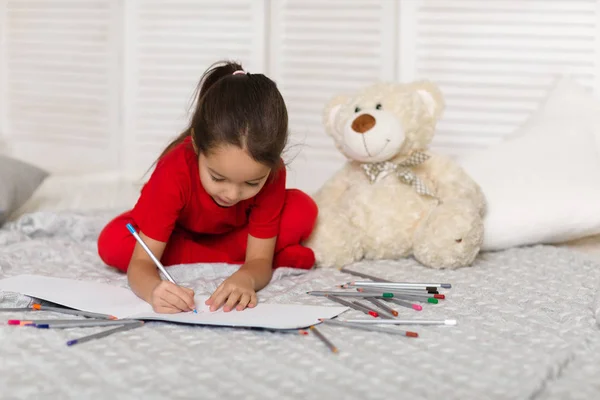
[1,0,599,194]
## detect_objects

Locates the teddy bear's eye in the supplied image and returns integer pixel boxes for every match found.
[375,103,382,110]
[354,106,361,113]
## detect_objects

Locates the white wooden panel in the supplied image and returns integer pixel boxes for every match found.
[4,0,122,172]
[270,0,397,194]
[122,0,266,177]
[412,0,600,157]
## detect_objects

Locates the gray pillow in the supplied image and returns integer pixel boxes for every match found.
[0,155,49,225]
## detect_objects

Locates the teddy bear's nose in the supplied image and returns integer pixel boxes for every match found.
[351,114,376,134]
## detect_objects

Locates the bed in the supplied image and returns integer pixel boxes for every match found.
[1,173,600,400]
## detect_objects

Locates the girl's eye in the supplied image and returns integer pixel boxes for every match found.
[375,103,382,110]
[210,176,225,182]
[354,106,361,113]
[246,182,260,187]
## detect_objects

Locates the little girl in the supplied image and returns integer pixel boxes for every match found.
[98,61,317,315]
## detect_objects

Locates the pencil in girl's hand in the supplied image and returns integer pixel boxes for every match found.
[310,325,338,353]
[126,223,176,283]
[126,223,197,313]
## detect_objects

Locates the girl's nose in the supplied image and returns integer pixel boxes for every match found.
[224,187,240,203]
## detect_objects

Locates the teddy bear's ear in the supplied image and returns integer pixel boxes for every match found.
[413,81,445,120]
[323,94,349,140]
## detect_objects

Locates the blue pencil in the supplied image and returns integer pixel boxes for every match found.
[126,223,197,313]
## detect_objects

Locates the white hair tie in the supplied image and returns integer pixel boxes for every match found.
[233,70,246,75]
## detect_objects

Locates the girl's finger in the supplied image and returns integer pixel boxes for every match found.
[236,293,251,311]
[209,287,231,312]
[248,293,258,308]
[223,290,242,313]
[162,291,189,312]
[174,287,196,310]
[205,285,223,306]
[166,285,195,311]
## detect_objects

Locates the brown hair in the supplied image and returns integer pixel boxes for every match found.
[154,60,288,172]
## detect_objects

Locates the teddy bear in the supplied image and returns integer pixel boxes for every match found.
[304,80,486,269]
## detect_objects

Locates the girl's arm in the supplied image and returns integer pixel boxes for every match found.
[205,234,276,312]
[127,232,196,313]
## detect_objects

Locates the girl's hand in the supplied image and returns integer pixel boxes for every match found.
[150,281,196,314]
[205,270,258,312]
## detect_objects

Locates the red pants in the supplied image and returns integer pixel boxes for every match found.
[97,189,318,272]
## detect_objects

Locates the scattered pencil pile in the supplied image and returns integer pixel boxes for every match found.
[305,267,456,353]
[1,303,144,346]
[1,268,455,351]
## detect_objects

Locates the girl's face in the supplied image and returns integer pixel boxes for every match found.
[198,144,271,207]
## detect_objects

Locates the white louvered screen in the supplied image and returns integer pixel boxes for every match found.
[0,0,7,153]
[410,0,600,157]
[270,0,396,194]
[4,0,122,172]
[122,0,266,178]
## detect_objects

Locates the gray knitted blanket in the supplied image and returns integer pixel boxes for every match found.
[1,210,599,400]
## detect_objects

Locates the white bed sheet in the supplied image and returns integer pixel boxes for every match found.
[1,210,600,399]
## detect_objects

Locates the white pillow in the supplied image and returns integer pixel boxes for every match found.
[458,76,600,251]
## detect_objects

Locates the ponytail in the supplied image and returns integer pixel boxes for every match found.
[150,60,244,167]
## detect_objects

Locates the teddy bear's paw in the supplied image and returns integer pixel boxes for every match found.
[306,232,364,269]
[412,200,484,269]
[304,213,365,268]
[311,238,365,268]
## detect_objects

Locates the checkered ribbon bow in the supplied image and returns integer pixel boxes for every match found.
[361,151,436,197]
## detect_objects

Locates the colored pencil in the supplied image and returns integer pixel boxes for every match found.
[349,281,452,289]
[36,320,141,329]
[307,291,394,298]
[32,304,116,320]
[310,325,338,353]
[8,319,93,326]
[320,319,418,337]
[340,319,457,326]
[342,283,438,293]
[351,301,391,319]
[358,288,445,299]
[127,223,176,283]
[126,223,197,313]
[66,321,145,347]
[326,295,379,318]
[388,294,439,304]
[366,297,398,317]
[339,268,392,282]
[384,298,423,311]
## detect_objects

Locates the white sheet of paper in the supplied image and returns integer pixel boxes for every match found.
[0,274,347,330]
